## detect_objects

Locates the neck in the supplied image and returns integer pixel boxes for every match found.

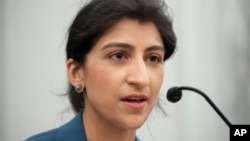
[82,107,136,141]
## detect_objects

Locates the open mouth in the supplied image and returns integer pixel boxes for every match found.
[121,97,147,103]
[121,95,147,109]
[121,94,147,103]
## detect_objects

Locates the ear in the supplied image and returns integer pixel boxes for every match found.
[66,58,85,87]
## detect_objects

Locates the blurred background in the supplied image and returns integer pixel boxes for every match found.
[1,0,249,140]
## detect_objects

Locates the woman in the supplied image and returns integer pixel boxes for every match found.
[25,0,176,140]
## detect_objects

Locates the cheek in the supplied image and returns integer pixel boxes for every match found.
[84,64,125,99]
[86,68,110,93]
[149,69,164,98]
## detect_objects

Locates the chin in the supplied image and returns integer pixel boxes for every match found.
[123,124,143,130]
[123,116,147,130]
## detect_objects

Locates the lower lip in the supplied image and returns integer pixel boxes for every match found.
[122,101,146,109]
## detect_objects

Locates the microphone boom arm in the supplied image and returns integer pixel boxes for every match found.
[176,86,232,127]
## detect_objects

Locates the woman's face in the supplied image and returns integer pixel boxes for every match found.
[83,18,164,130]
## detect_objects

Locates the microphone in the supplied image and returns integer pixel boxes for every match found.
[166,86,232,127]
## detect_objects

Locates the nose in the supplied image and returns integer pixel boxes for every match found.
[126,58,150,89]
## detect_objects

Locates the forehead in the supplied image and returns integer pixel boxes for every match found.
[91,18,163,50]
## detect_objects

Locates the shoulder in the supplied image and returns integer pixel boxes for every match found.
[25,112,86,141]
[24,128,57,141]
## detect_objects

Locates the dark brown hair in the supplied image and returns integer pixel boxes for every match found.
[66,0,177,113]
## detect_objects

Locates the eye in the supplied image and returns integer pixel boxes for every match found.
[109,51,127,61]
[147,54,163,63]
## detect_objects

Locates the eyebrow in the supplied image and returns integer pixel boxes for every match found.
[145,45,165,53]
[102,42,134,51]
[101,42,165,53]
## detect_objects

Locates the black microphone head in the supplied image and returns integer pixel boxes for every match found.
[167,87,182,103]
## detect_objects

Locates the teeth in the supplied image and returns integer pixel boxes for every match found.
[131,98,141,100]
[122,97,145,102]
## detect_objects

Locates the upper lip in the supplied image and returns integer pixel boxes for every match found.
[121,93,148,101]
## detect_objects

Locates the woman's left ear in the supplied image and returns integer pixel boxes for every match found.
[66,58,85,86]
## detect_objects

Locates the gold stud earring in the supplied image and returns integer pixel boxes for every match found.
[75,83,84,93]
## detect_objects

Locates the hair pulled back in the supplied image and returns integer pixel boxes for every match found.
[66,0,177,113]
